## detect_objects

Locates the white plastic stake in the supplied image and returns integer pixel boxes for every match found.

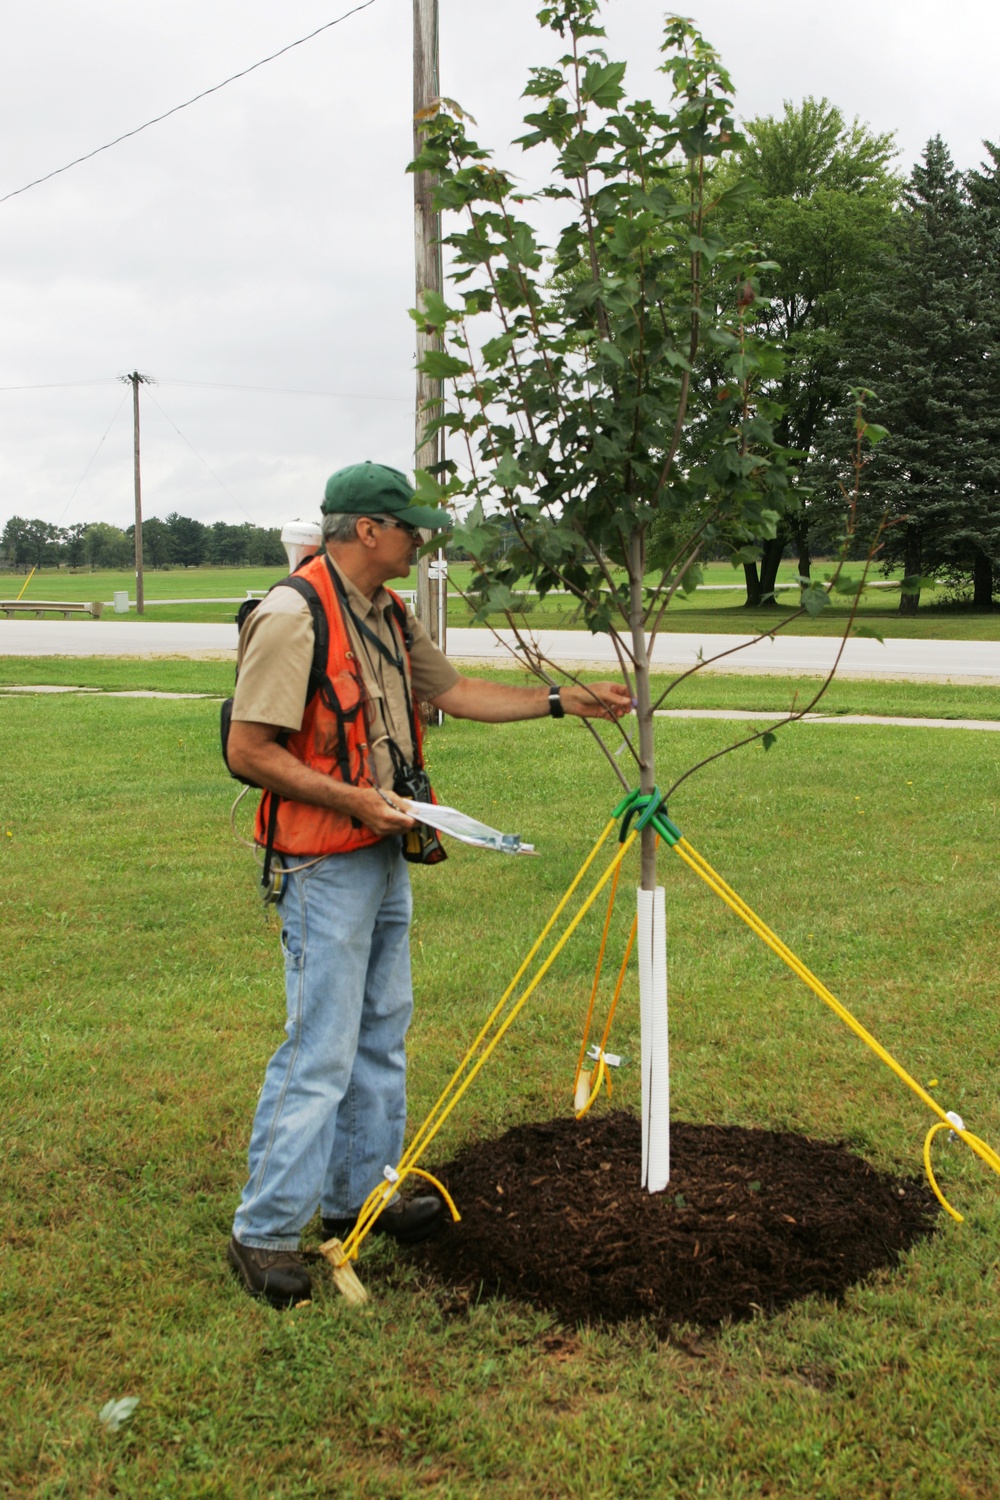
[637,886,670,1192]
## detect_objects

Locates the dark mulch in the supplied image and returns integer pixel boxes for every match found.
[407,1112,938,1333]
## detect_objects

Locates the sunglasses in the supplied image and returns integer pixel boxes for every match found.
[368,515,421,539]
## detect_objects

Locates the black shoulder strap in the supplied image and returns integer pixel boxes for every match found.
[272,575,328,702]
[389,593,414,652]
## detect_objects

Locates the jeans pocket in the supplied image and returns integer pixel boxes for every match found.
[279,922,303,970]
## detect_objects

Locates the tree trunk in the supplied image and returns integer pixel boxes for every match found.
[743,562,762,608]
[793,515,811,582]
[973,549,994,608]
[758,536,785,607]
[628,527,669,1193]
[628,530,657,891]
[898,524,921,615]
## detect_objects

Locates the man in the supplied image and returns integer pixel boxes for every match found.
[226,461,631,1307]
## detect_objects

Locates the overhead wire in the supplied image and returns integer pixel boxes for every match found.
[0,376,408,403]
[143,389,258,525]
[55,389,130,527]
[160,384,410,408]
[0,379,118,392]
[0,0,380,206]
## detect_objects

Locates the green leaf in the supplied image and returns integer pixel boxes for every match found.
[411,469,457,510]
[800,583,829,617]
[862,422,889,445]
[761,732,777,753]
[493,453,526,490]
[853,625,885,644]
[747,1180,762,1192]
[581,60,627,109]
[899,574,939,595]
[99,1397,140,1433]
[419,288,460,327]
[418,349,471,380]
[673,1192,687,1208]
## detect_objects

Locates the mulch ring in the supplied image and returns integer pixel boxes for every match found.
[405,1111,938,1334]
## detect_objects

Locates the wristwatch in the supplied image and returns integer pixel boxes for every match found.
[548,685,565,719]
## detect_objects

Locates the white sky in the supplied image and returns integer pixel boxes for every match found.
[1,0,997,538]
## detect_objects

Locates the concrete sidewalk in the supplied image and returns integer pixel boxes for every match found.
[3,682,999,731]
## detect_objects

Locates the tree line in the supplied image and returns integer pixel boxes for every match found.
[0,514,287,571]
[719,101,1000,611]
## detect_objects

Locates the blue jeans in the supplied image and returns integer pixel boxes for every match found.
[232,840,413,1251]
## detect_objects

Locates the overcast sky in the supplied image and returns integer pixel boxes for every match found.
[2,0,997,540]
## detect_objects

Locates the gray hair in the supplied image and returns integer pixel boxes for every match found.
[321,511,363,544]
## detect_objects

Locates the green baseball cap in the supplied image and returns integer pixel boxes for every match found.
[321,461,450,531]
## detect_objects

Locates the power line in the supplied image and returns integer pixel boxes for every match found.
[0,0,380,206]
[0,376,409,402]
[0,379,117,391]
[55,389,130,526]
[144,389,258,525]
[162,378,410,402]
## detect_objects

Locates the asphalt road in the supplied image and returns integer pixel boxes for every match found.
[2,619,999,681]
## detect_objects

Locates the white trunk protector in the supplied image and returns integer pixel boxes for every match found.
[637,886,670,1192]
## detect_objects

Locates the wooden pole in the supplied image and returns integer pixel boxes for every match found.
[412,0,445,655]
[131,371,145,616]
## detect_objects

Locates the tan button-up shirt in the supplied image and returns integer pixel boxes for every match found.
[231,557,458,788]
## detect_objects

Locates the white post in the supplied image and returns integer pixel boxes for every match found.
[637,886,670,1192]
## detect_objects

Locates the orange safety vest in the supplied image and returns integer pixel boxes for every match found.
[254,552,422,858]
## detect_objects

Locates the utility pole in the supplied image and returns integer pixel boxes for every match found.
[412,0,446,658]
[119,371,153,615]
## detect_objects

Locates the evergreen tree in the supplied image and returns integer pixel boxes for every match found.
[164,512,207,567]
[851,138,983,612]
[963,141,1000,605]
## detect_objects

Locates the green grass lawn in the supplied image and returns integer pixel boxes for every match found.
[2,671,1000,1496]
[6,562,999,637]
[3,656,999,723]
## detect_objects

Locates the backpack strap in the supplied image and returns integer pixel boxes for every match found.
[272,575,329,704]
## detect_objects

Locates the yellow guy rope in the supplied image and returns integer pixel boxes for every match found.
[575,913,637,1119]
[672,834,1000,1222]
[572,856,624,1097]
[337,820,638,1261]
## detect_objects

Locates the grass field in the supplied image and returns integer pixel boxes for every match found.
[2,665,1000,1496]
[3,655,1000,723]
[4,562,999,638]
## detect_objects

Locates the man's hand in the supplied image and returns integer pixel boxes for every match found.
[226,720,416,833]
[560,681,633,720]
[352,787,418,836]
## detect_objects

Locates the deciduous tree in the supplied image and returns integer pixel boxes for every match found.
[718,98,899,605]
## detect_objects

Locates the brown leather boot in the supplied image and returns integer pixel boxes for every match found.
[322,1194,444,1245]
[227,1237,312,1309]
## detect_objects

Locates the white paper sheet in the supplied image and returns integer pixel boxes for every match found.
[402,800,536,855]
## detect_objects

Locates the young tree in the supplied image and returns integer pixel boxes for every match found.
[407,2,860,1188]
[718,98,899,604]
[412,5,796,877]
